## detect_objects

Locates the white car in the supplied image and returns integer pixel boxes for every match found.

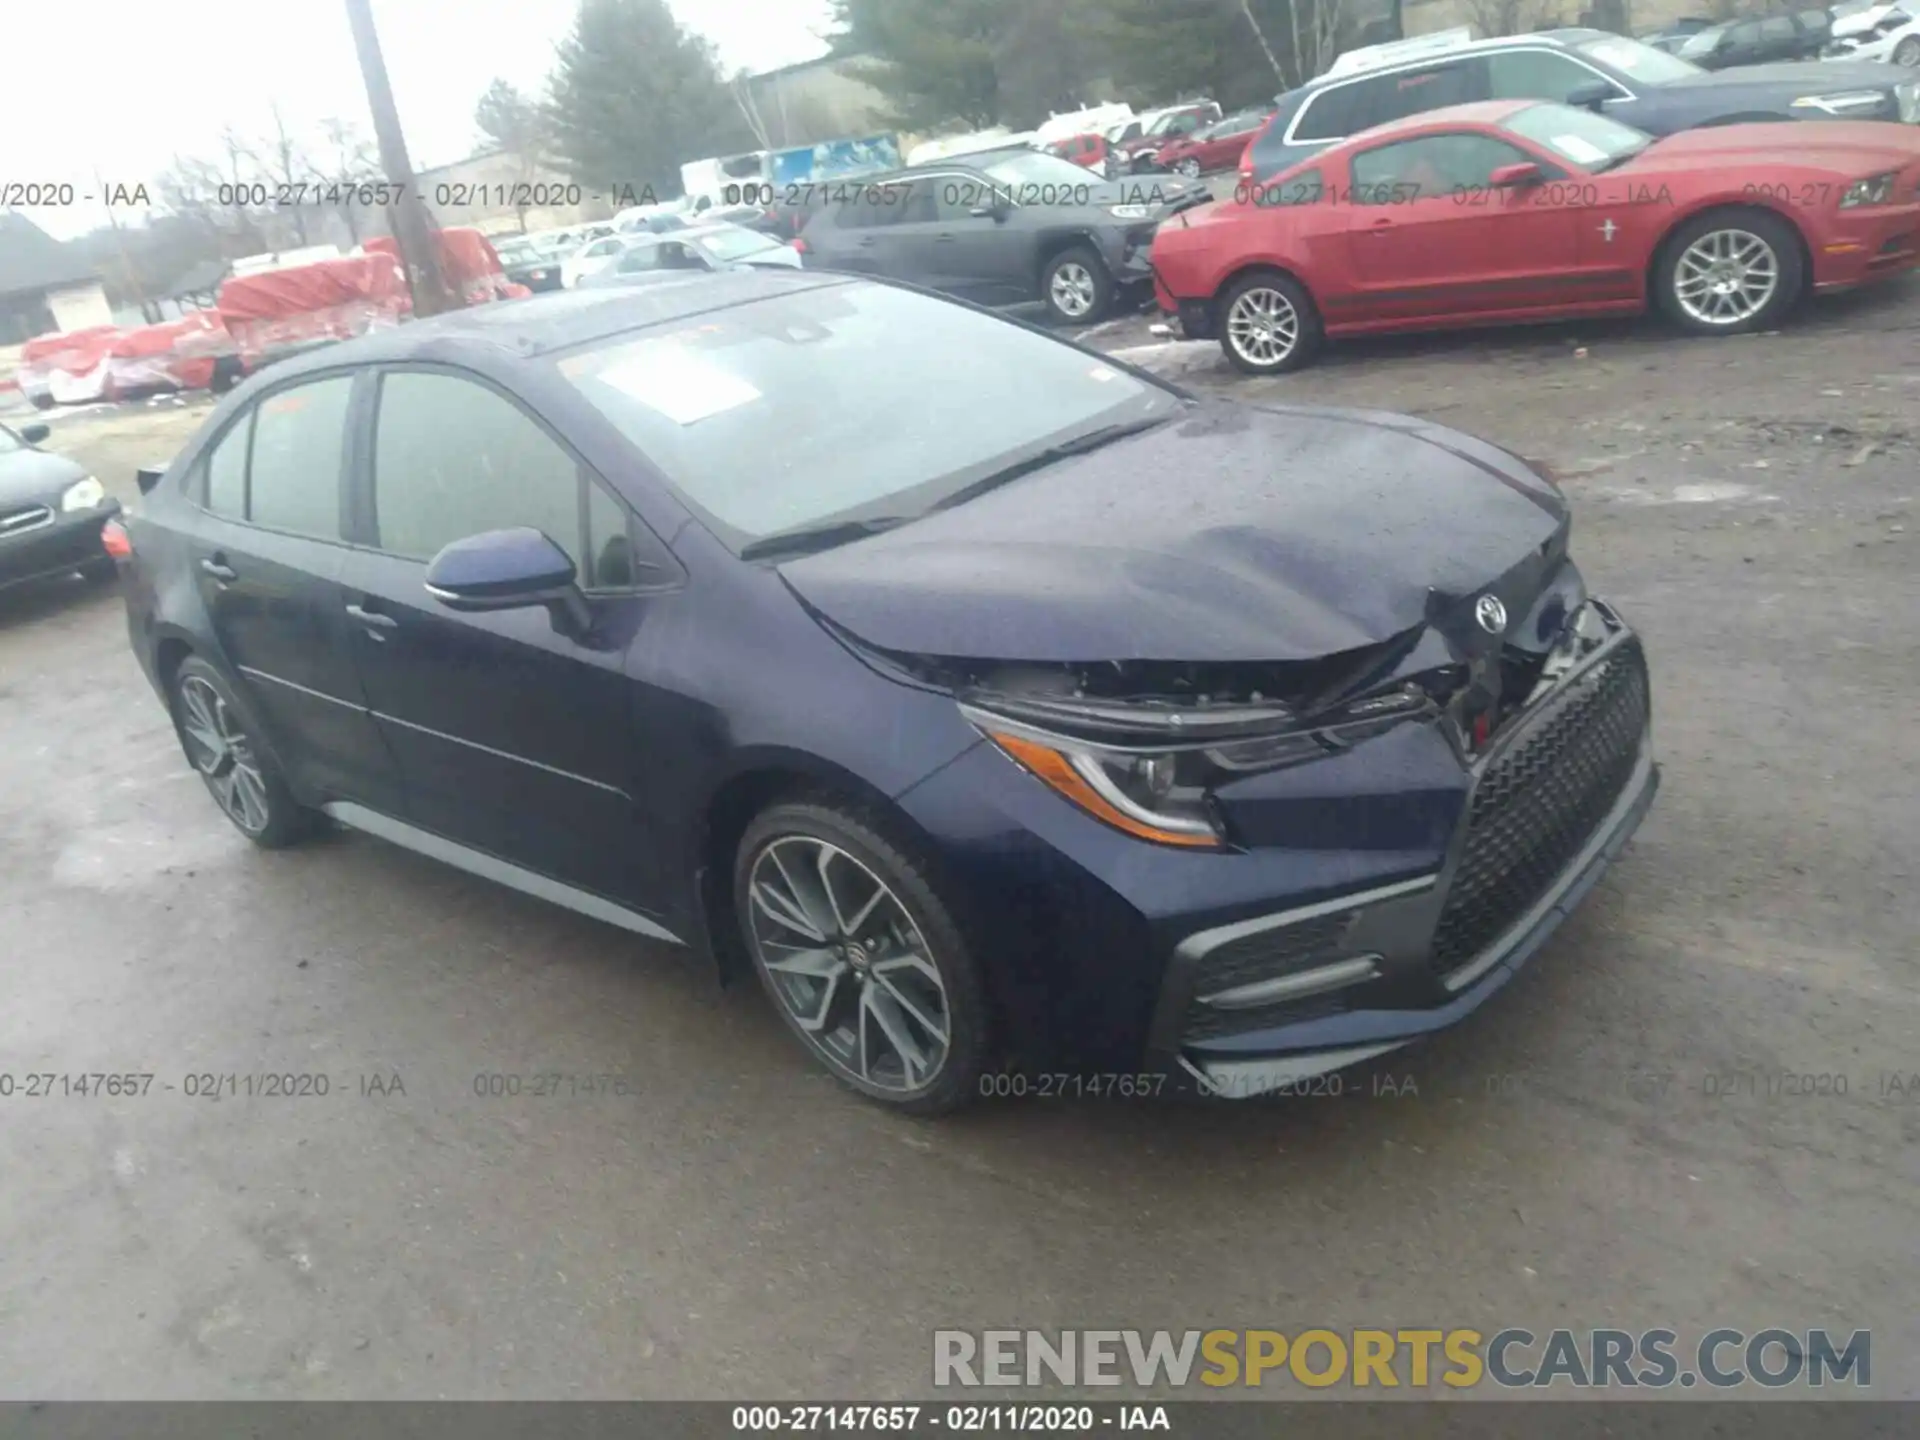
[559,233,634,289]
[576,223,803,288]
[1824,3,1920,63]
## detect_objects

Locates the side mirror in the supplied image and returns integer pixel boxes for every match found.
[20,422,49,445]
[424,527,591,629]
[969,197,1011,221]
[136,462,167,495]
[1566,81,1614,110]
[1488,161,1544,189]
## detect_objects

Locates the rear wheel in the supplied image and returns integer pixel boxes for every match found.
[1654,208,1803,335]
[1217,270,1322,375]
[1896,35,1920,64]
[169,657,318,848]
[735,800,990,1115]
[1041,245,1114,325]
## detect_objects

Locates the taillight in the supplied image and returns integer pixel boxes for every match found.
[101,517,132,561]
[791,236,809,254]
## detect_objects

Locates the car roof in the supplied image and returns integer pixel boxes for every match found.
[1294,27,1611,96]
[250,271,855,375]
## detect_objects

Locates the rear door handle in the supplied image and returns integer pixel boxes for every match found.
[345,602,398,638]
[934,233,956,243]
[200,557,237,583]
[857,236,877,247]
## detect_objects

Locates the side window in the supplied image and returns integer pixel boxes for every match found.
[1168,114,1202,136]
[246,376,352,539]
[1349,133,1537,202]
[1727,20,1761,47]
[585,480,637,590]
[932,178,982,222]
[1368,60,1491,127]
[204,412,251,516]
[1255,167,1323,206]
[373,371,589,577]
[1760,15,1796,40]
[1293,81,1380,142]
[1487,50,1610,102]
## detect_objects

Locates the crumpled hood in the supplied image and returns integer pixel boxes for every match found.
[0,448,90,508]
[778,401,1567,664]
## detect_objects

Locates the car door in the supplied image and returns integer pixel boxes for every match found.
[1340,132,1583,323]
[808,188,913,278]
[188,371,403,811]
[333,366,673,912]
[898,175,1030,303]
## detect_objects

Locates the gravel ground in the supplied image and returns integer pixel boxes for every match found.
[0,286,1915,1401]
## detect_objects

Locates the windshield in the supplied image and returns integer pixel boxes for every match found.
[1678,26,1724,55]
[559,280,1177,552]
[697,227,783,262]
[979,149,1105,189]
[1575,34,1705,82]
[1503,102,1653,169]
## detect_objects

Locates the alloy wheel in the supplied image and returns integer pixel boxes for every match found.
[1672,228,1778,327]
[1225,285,1300,368]
[745,836,951,1093]
[176,674,272,834]
[1177,158,1202,179]
[1049,262,1098,319]
[1897,36,1920,64]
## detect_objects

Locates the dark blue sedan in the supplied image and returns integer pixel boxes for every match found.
[113,271,1657,1113]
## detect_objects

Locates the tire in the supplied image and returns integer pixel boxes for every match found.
[1176,158,1202,179]
[169,656,318,848]
[1040,245,1114,325]
[1216,269,1323,375]
[1896,35,1920,64]
[1653,207,1804,336]
[734,799,991,1115]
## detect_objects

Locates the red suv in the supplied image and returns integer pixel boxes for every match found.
[1107,102,1222,175]
[1153,106,1278,179]
[1048,132,1113,172]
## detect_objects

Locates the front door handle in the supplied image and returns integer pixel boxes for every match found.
[345,602,398,638]
[200,557,237,583]
[1368,217,1394,230]
[857,236,877,247]
[934,233,956,243]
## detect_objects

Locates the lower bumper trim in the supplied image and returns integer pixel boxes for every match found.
[1180,1041,1407,1099]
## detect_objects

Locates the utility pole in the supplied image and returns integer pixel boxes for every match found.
[342,0,459,316]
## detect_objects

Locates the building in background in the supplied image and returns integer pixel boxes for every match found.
[0,213,112,344]
[414,151,613,239]
[734,53,894,150]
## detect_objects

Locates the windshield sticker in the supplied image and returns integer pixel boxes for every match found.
[1089,366,1118,382]
[594,344,761,425]
[1552,134,1610,164]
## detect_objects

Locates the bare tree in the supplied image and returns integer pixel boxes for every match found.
[1464,0,1560,37]
[241,104,315,246]
[1279,0,1353,89]
[153,127,277,255]
[733,72,773,150]
[1240,0,1290,89]
[313,116,383,244]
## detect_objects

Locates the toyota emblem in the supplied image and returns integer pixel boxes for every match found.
[1475,594,1508,636]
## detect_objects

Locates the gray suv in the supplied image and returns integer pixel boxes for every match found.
[1242,28,1920,184]
[797,148,1208,324]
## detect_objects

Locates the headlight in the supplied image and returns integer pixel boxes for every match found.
[1791,89,1891,115]
[59,477,105,512]
[1109,203,1153,219]
[1840,171,1898,207]
[961,685,1434,850]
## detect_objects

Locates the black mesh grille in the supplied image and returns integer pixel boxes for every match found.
[1181,912,1353,1040]
[1430,642,1649,978]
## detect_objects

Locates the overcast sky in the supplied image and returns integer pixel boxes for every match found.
[2,0,838,239]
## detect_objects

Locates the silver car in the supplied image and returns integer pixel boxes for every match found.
[577,223,803,288]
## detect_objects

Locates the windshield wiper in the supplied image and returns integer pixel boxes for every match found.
[740,514,916,561]
[926,416,1177,515]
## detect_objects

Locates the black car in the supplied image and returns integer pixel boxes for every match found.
[1243,27,1920,182]
[497,238,568,293]
[0,419,121,594]
[797,148,1209,324]
[1640,16,1716,53]
[113,275,1658,1114]
[1677,9,1834,68]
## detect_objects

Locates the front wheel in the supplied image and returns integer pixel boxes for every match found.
[1654,209,1803,336]
[1217,270,1322,375]
[1175,158,1203,180]
[1895,34,1920,64]
[1041,245,1114,325]
[735,800,991,1114]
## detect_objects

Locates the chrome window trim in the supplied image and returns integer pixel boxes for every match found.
[1283,44,1639,149]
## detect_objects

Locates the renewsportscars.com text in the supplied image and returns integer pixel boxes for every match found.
[933,1328,1870,1390]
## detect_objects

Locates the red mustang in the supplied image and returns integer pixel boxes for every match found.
[1150,99,1920,375]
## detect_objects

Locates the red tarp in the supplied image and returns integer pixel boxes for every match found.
[17,326,122,405]
[105,312,235,396]
[364,228,529,304]
[216,254,409,366]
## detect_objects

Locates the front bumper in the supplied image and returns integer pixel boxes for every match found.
[0,500,120,591]
[1148,614,1658,1098]
[1811,197,1920,289]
